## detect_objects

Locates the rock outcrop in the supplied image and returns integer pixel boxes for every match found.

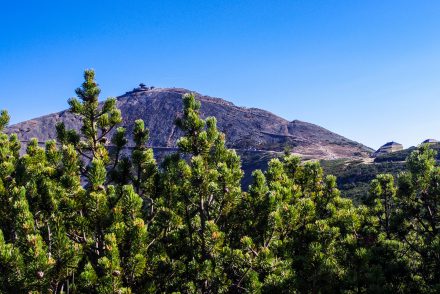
[372,141,403,157]
[422,139,439,144]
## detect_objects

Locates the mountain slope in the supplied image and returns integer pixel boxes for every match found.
[6,87,373,159]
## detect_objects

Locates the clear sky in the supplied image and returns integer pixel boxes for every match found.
[1,1,439,150]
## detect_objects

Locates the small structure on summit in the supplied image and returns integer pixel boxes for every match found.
[421,138,439,145]
[372,141,403,157]
[128,83,155,94]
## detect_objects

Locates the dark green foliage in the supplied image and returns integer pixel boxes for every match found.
[374,143,440,163]
[0,71,439,293]
[373,147,417,163]
[321,158,406,203]
[0,110,10,131]
[151,93,244,292]
[56,69,122,166]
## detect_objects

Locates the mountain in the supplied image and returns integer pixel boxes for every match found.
[6,87,373,160]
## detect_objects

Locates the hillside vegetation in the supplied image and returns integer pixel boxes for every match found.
[321,159,405,204]
[0,71,439,293]
[321,143,440,204]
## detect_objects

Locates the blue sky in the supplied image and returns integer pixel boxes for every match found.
[1,0,439,149]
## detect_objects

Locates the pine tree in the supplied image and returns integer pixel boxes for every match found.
[0,113,82,292]
[0,110,10,131]
[55,70,158,293]
[394,145,440,291]
[56,69,123,184]
[369,174,397,239]
[151,93,244,293]
[0,71,159,292]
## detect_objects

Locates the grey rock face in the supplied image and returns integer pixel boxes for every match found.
[6,87,373,159]
[372,141,403,157]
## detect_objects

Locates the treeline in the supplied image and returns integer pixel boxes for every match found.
[0,70,439,293]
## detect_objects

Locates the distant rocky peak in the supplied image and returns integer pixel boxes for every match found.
[6,87,373,160]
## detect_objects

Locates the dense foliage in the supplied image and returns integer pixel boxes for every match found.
[0,71,439,293]
[320,159,406,204]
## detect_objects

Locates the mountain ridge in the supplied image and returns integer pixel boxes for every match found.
[5,87,373,159]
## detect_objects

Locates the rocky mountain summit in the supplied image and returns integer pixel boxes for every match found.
[6,87,373,159]
[372,141,403,157]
